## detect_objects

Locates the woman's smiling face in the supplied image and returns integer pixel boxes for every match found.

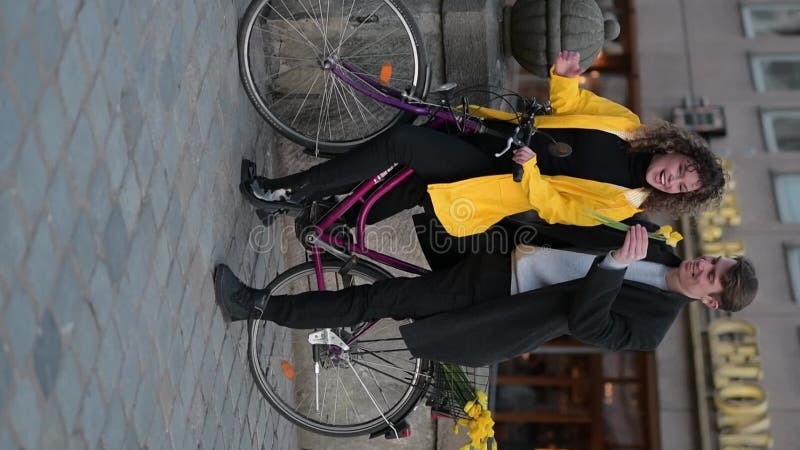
[645,153,702,194]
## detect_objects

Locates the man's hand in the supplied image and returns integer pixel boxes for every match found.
[611,225,649,265]
[553,50,583,78]
[512,146,535,164]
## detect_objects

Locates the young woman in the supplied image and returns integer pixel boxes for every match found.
[242,51,724,233]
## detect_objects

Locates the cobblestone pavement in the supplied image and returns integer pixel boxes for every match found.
[0,0,296,448]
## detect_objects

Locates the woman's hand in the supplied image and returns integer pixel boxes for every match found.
[512,147,535,164]
[611,225,649,265]
[553,50,583,78]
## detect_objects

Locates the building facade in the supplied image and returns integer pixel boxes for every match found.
[637,1,800,449]
[497,1,800,449]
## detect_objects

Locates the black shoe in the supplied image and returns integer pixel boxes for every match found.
[239,159,304,210]
[213,264,263,322]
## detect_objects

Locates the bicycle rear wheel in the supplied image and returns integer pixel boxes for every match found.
[238,0,428,152]
[248,260,432,436]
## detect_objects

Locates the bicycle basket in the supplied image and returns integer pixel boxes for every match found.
[426,362,492,420]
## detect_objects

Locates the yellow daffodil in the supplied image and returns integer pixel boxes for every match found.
[454,390,497,450]
[656,225,673,238]
[665,231,683,247]
[476,391,488,408]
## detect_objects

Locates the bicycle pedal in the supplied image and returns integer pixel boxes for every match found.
[368,420,412,440]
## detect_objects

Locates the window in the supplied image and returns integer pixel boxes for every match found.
[742,4,800,38]
[773,173,800,222]
[494,352,654,449]
[751,54,800,91]
[761,109,800,152]
[786,246,800,304]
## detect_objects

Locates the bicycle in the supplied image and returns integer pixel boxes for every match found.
[237,0,559,441]
[238,0,429,154]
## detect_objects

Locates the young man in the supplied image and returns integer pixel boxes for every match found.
[213,225,758,367]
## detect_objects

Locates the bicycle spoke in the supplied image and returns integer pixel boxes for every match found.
[342,27,404,60]
[253,23,317,50]
[358,351,426,377]
[272,72,321,108]
[355,337,407,343]
[352,318,400,339]
[315,72,333,149]
[366,365,392,411]
[293,0,333,55]
[351,360,425,391]
[330,76,348,137]
[346,359,395,431]
[337,1,385,53]
[343,52,413,59]
[333,364,340,423]
[324,72,339,143]
[322,78,334,143]
[321,0,331,55]
[336,367,361,421]
[332,76,371,130]
[263,2,323,56]
[320,362,331,416]
[336,0,357,55]
[333,74,388,127]
[269,54,321,62]
[290,70,322,127]
[265,63,314,82]
[329,74,358,127]
[355,357,423,382]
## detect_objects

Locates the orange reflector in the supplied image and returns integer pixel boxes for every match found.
[280,360,296,380]
[379,62,392,85]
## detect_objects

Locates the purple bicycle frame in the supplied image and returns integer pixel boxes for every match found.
[333,61,483,132]
[309,60,485,290]
[311,165,429,290]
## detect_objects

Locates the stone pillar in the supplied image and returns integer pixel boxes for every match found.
[441,0,506,105]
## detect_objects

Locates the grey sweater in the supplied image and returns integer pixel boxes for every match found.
[510,245,670,295]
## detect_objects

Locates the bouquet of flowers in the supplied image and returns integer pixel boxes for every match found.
[435,362,497,450]
[586,210,684,247]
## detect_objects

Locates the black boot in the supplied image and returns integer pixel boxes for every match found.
[213,264,265,321]
[239,159,310,209]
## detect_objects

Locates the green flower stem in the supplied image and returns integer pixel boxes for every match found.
[438,362,476,405]
[585,209,667,242]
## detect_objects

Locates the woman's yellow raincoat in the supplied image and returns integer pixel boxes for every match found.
[427,68,650,237]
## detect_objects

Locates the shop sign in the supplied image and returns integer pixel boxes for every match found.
[707,318,773,450]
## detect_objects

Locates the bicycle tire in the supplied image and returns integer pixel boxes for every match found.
[248,259,432,437]
[238,0,428,153]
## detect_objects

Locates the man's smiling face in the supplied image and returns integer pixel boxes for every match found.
[674,256,737,308]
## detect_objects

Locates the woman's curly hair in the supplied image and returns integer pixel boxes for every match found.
[627,120,725,217]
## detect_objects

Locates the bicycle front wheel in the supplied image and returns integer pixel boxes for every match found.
[238,0,428,152]
[248,260,432,437]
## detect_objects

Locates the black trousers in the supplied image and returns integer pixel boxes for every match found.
[303,124,513,223]
[261,251,511,329]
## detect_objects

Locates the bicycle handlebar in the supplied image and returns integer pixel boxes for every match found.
[491,98,570,182]
[493,100,540,181]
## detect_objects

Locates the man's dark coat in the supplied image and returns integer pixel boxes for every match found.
[400,221,691,367]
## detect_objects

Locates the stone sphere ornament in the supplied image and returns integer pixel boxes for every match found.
[504,0,621,77]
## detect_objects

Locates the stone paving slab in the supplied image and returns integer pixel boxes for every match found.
[0,0,294,448]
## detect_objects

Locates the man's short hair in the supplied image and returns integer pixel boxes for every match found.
[718,256,758,312]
